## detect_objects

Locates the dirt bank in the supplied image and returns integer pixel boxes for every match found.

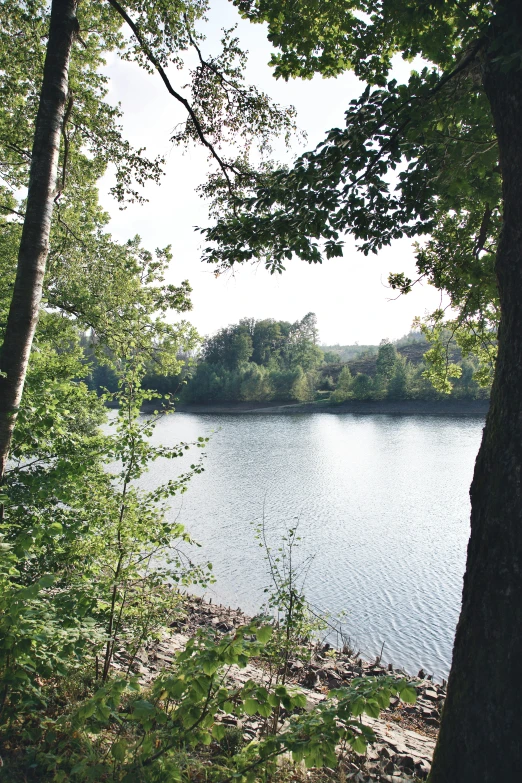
[173,399,488,417]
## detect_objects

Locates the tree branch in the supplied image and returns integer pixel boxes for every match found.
[183,15,250,101]
[0,204,25,219]
[105,0,238,195]
[474,202,493,257]
[55,91,74,200]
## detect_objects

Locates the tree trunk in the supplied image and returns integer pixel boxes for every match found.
[430,2,522,780]
[0,0,77,479]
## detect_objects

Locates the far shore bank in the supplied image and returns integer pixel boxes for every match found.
[170,399,489,417]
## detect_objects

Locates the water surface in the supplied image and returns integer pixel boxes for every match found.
[140,412,484,678]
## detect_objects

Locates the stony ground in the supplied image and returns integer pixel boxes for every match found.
[114,597,443,781]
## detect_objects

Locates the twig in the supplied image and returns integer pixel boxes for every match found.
[105,0,239,197]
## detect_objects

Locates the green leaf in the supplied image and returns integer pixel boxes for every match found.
[200,731,212,745]
[257,702,272,718]
[243,698,259,715]
[111,740,126,761]
[291,692,307,709]
[133,700,156,718]
[212,723,226,740]
[38,574,56,589]
[351,696,365,717]
[351,735,367,755]
[202,659,219,676]
[256,625,272,644]
[400,685,417,704]
[365,698,381,719]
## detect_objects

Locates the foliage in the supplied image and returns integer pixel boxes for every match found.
[330,366,353,403]
[323,331,490,402]
[256,522,322,687]
[200,0,502,392]
[173,325,490,405]
[0,272,209,729]
[1,2,450,779]
[144,313,323,404]
[1,609,419,781]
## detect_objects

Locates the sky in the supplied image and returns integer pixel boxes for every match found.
[99,0,445,346]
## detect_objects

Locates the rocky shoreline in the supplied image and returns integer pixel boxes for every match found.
[115,596,445,781]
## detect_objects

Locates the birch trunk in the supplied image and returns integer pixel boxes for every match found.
[0,0,77,478]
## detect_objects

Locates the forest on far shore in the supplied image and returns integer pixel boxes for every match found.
[86,313,491,405]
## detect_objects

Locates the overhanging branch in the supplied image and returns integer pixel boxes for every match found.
[105,0,239,195]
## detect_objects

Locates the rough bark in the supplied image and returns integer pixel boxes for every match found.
[430,1,522,780]
[0,0,77,479]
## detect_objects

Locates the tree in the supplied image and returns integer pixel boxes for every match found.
[0,0,295,478]
[375,341,398,384]
[240,363,273,401]
[251,318,289,365]
[351,373,373,401]
[0,0,78,479]
[331,365,353,403]
[283,313,324,371]
[387,356,410,400]
[202,1,522,777]
[323,350,342,364]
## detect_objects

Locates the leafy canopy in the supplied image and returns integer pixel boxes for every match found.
[202,0,502,387]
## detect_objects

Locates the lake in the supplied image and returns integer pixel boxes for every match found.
[139,411,484,679]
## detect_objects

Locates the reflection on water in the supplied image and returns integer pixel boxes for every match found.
[138,412,484,678]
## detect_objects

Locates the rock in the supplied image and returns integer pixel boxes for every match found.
[221,715,239,726]
[393,754,415,772]
[302,668,320,689]
[424,689,438,702]
[327,671,343,688]
[366,746,380,761]
[415,760,432,779]
[154,652,174,665]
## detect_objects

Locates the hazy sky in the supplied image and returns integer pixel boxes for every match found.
[100,0,444,346]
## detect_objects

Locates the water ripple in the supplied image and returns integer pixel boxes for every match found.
[138,412,483,679]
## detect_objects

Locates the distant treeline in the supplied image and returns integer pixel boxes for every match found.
[85,318,490,404]
[174,313,322,403]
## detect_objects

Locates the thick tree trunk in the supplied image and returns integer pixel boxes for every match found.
[430,2,522,780]
[0,0,77,479]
